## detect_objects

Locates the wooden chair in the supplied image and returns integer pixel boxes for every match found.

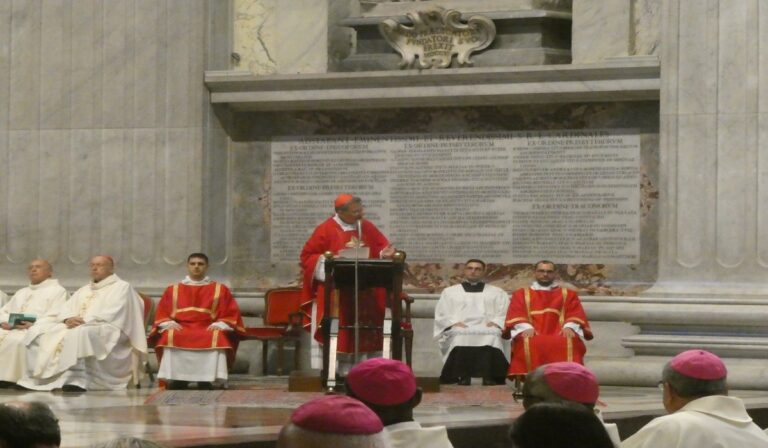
[241,287,304,376]
[138,293,155,387]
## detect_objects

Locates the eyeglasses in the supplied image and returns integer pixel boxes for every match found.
[512,391,545,404]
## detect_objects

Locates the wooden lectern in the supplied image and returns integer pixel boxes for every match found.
[321,251,406,389]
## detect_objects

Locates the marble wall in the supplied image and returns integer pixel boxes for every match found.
[0,0,210,291]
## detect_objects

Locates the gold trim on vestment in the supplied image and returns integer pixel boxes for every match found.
[567,317,587,326]
[171,284,179,318]
[211,329,219,348]
[524,288,532,322]
[523,336,532,372]
[168,329,174,346]
[505,317,529,325]
[530,308,561,316]
[559,288,568,326]
[566,337,573,361]
[175,307,214,314]
[210,283,221,318]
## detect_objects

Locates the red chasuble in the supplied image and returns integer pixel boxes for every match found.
[505,287,593,377]
[149,282,246,366]
[300,217,390,353]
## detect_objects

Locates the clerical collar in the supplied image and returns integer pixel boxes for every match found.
[182,276,212,286]
[461,281,485,292]
[531,281,559,291]
[29,278,57,290]
[333,214,358,232]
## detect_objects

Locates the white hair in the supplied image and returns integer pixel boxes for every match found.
[277,423,391,448]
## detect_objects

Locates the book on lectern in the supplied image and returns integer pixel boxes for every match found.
[8,313,36,326]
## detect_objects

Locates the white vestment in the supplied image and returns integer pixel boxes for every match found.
[0,290,8,306]
[18,274,147,391]
[157,276,231,383]
[433,283,510,362]
[621,395,768,448]
[385,421,454,448]
[0,279,69,382]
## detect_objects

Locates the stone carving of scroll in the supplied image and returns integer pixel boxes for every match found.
[379,6,496,69]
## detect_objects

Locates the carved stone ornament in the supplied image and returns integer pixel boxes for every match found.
[378,6,496,69]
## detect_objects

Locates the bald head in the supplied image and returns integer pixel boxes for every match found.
[89,256,115,283]
[27,259,53,285]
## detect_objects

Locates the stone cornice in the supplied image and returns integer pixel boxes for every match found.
[204,58,660,112]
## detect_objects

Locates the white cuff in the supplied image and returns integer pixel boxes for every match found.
[208,321,233,331]
[313,257,326,282]
[509,322,534,339]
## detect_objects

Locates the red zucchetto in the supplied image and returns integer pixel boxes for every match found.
[290,395,383,435]
[346,358,417,406]
[669,350,727,380]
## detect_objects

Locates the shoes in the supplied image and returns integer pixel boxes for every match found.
[61,384,87,392]
[457,377,471,386]
[166,380,189,390]
[0,381,16,389]
[482,378,503,386]
[197,382,214,390]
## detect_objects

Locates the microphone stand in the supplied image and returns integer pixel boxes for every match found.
[354,219,361,365]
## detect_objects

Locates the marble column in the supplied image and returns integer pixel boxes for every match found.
[588,0,768,389]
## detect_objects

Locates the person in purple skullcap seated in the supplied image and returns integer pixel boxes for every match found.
[346,358,454,448]
[277,395,391,448]
[622,349,768,448]
[518,362,620,447]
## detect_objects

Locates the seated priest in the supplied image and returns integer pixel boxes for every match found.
[149,253,245,390]
[300,194,396,372]
[434,259,509,385]
[0,259,69,386]
[505,260,592,379]
[18,255,147,391]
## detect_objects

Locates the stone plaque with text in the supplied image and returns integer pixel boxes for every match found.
[271,130,640,264]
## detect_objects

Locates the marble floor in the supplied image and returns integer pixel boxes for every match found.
[1,377,767,448]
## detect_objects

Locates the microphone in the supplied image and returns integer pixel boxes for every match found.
[356,219,362,249]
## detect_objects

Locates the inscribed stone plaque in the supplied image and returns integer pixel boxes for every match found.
[271,130,640,264]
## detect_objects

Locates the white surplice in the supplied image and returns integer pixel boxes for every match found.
[18,274,147,391]
[621,395,768,448]
[433,283,510,362]
[0,279,69,382]
[385,421,454,448]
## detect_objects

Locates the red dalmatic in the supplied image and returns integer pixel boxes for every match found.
[149,282,246,366]
[505,287,593,377]
[300,217,390,353]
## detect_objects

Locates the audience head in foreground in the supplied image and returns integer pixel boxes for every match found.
[0,401,61,448]
[93,436,167,448]
[508,401,614,448]
[277,395,390,448]
[659,348,728,413]
[621,349,768,448]
[346,358,421,425]
[521,361,600,410]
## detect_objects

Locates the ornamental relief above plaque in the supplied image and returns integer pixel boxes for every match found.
[379,6,496,69]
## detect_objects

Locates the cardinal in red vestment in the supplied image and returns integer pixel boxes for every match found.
[504,260,593,377]
[300,194,395,356]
